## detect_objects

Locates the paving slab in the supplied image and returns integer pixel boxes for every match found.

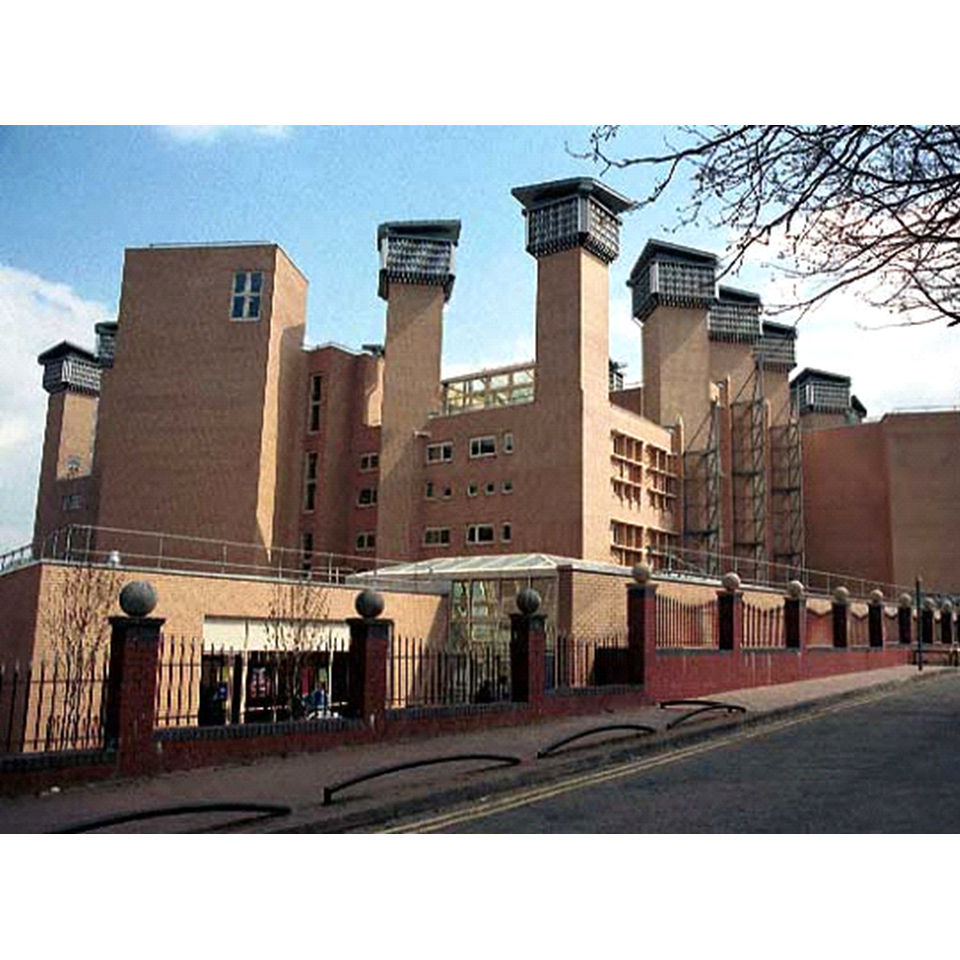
[0,664,947,833]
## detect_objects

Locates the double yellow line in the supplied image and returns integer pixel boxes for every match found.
[378,688,894,833]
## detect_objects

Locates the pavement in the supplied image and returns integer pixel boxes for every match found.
[0,664,950,833]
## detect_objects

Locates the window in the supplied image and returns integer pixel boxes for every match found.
[425,481,435,499]
[358,487,378,507]
[303,453,318,512]
[469,436,496,459]
[61,493,84,512]
[426,441,453,464]
[502,432,514,454]
[484,482,496,496]
[231,271,263,320]
[467,483,479,497]
[501,523,512,543]
[466,524,495,544]
[442,486,453,499]
[360,452,379,472]
[424,527,451,546]
[308,376,322,432]
[502,480,513,494]
[300,532,314,573]
[356,532,376,552]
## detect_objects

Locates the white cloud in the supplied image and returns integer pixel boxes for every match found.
[0,266,112,550]
[160,125,292,143]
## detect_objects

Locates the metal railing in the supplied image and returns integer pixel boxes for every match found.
[0,653,109,755]
[548,634,630,689]
[741,601,785,649]
[387,638,511,709]
[655,595,717,649]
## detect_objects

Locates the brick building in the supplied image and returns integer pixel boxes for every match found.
[25,175,960,602]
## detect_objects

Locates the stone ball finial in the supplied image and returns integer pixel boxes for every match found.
[354,589,384,620]
[924,597,937,612]
[119,581,157,618]
[869,589,885,605]
[942,599,954,614]
[516,588,542,616]
[899,592,913,609]
[721,571,741,594]
[833,585,850,605]
[632,562,652,585]
[786,580,805,600]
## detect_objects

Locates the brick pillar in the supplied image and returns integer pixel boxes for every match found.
[897,595,913,645]
[510,588,546,706]
[717,573,742,653]
[784,580,805,650]
[105,591,164,776]
[626,573,657,685]
[921,605,935,646]
[832,587,850,649]
[346,591,391,726]
[868,592,884,648]
[942,604,955,647]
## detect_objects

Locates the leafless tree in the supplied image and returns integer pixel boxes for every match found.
[263,577,331,720]
[40,563,120,748]
[579,125,960,326]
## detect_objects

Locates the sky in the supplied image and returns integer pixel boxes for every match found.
[2,123,959,552]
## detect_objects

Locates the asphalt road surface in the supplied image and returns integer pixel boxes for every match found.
[385,672,960,833]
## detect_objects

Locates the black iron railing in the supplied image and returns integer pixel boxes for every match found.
[0,653,109,755]
[548,634,630,689]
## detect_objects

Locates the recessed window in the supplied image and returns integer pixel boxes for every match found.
[484,482,496,496]
[442,486,453,499]
[469,436,496,459]
[61,493,84,512]
[425,481,435,499]
[300,531,314,573]
[502,432,514,454]
[360,452,379,472]
[466,524,495,544]
[502,480,513,494]
[424,528,451,547]
[308,375,322,432]
[426,441,454,464]
[467,483,479,497]
[231,271,263,320]
[501,523,512,543]
[358,487,378,507]
[356,532,376,552]
[303,452,318,512]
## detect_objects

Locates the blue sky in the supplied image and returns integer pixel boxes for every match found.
[2,124,959,551]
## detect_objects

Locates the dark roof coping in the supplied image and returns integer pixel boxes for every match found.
[37,341,98,365]
[717,285,761,305]
[628,238,718,284]
[376,220,461,246]
[851,395,868,417]
[761,320,797,339]
[791,367,852,386]
[511,177,635,215]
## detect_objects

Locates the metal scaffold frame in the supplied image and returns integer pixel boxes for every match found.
[682,401,722,578]
[770,408,805,574]
[730,365,768,582]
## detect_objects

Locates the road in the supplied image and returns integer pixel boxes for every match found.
[382,672,960,833]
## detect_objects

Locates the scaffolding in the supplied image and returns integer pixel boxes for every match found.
[730,366,768,582]
[770,414,804,574]
[682,401,722,577]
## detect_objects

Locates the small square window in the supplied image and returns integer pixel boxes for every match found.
[502,480,513,494]
[501,523,512,543]
[484,482,496,496]
[360,452,379,472]
[467,483,478,497]
[503,432,514,454]
[442,486,453,499]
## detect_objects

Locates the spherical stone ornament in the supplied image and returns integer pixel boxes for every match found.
[943,600,954,614]
[632,562,652,585]
[721,572,741,594]
[119,581,157,618]
[355,589,385,620]
[833,586,850,605]
[869,589,885,605]
[899,592,913,609]
[516,588,542,616]
[924,597,937,611]
[786,580,805,600]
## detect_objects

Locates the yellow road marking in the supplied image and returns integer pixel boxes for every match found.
[377,688,894,833]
